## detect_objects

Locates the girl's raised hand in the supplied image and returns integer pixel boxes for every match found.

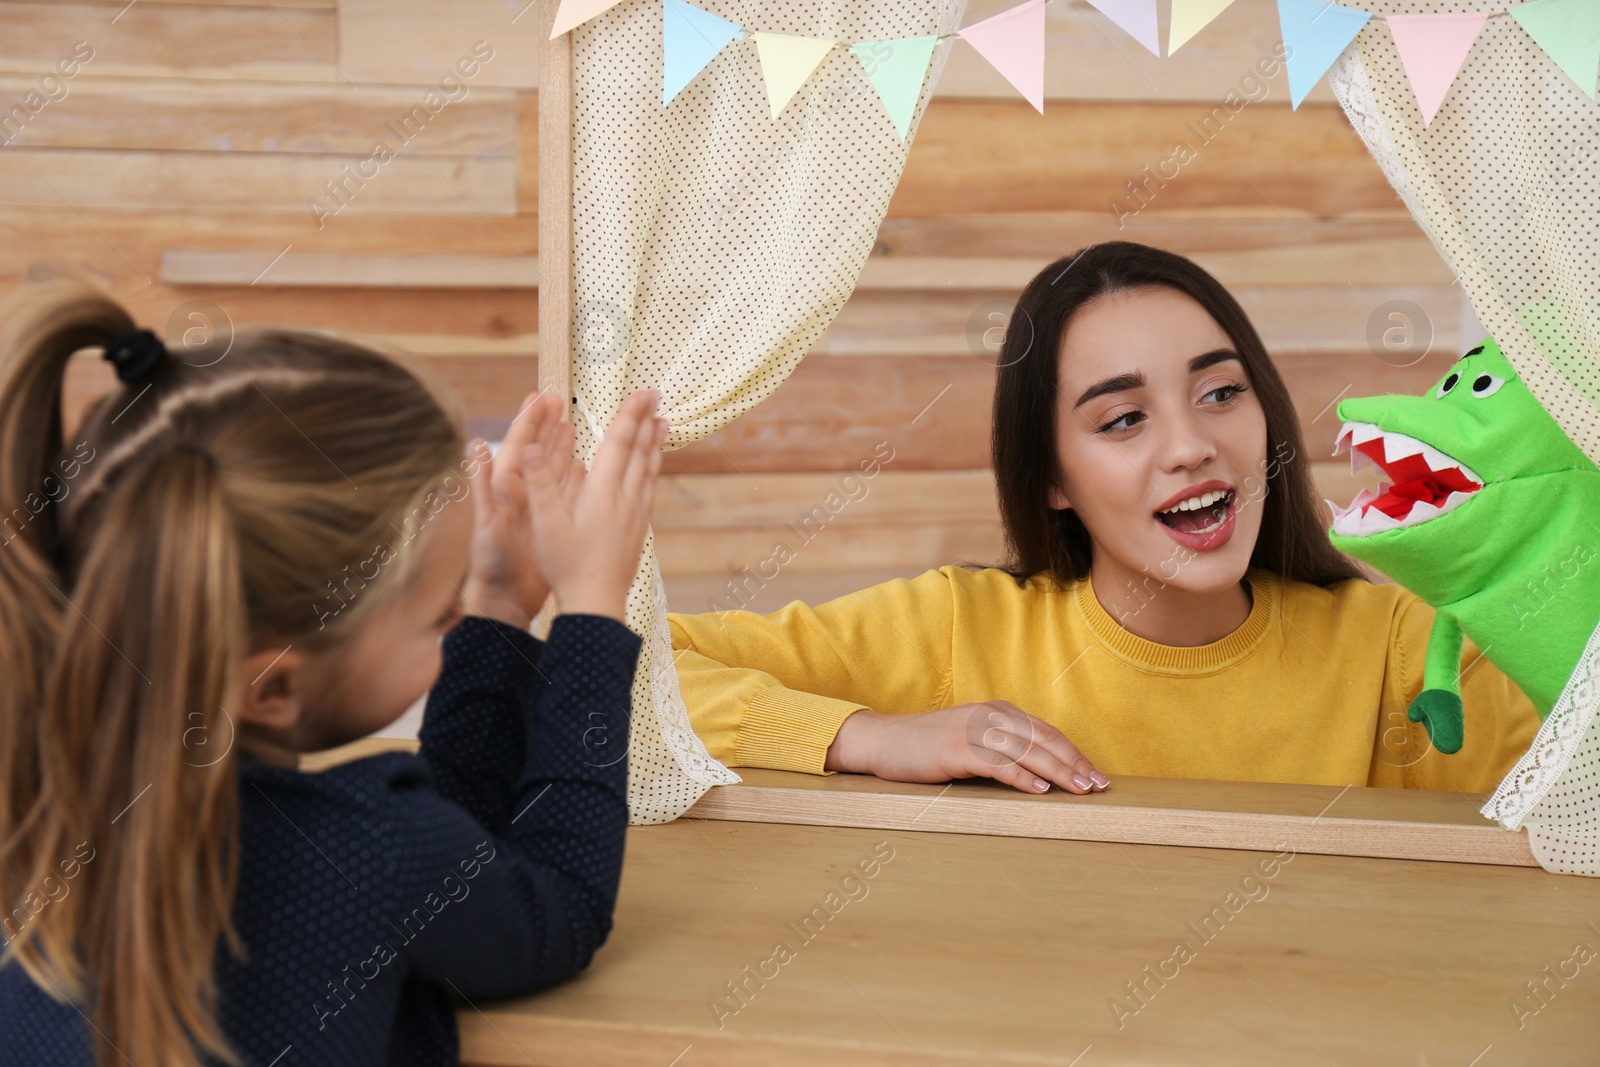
[460,390,584,629]
[520,388,666,622]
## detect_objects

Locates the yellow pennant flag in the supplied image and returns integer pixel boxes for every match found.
[1169,0,1237,55]
[751,32,837,118]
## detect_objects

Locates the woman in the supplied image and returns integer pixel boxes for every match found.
[668,242,1538,795]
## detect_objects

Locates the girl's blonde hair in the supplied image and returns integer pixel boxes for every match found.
[0,273,466,1067]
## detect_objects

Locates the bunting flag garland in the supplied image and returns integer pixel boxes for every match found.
[751,31,837,118]
[1510,0,1600,100]
[661,0,743,104]
[549,0,1600,136]
[1386,12,1488,126]
[1170,0,1240,57]
[1083,0,1161,58]
[850,36,941,140]
[957,0,1047,113]
[1278,0,1374,108]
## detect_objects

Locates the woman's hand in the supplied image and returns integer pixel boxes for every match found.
[824,701,1111,795]
[460,390,587,629]
[519,388,666,622]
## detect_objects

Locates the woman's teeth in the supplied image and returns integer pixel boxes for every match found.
[1155,488,1233,536]
[1157,488,1230,514]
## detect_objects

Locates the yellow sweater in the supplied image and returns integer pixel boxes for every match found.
[667,565,1541,792]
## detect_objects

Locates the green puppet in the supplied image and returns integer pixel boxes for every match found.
[1327,337,1600,755]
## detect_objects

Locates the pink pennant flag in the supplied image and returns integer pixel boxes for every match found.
[1386,12,1488,127]
[1084,0,1161,57]
[958,0,1047,113]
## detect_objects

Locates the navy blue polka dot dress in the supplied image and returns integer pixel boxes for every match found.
[0,612,641,1066]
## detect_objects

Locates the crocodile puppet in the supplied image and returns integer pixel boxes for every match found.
[1327,337,1600,754]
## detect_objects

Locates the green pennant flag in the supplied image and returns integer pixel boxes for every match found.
[1511,0,1600,100]
[850,36,940,140]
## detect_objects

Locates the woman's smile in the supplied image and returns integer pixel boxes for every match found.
[1153,479,1237,552]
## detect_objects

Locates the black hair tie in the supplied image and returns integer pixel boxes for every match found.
[103,328,167,385]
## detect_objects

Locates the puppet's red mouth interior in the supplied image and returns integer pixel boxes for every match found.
[1355,439,1480,520]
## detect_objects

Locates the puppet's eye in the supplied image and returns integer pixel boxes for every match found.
[1471,374,1505,398]
[1436,372,1460,397]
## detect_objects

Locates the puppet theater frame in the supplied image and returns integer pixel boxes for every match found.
[533,0,1600,875]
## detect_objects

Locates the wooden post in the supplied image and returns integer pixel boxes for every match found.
[533,2,573,639]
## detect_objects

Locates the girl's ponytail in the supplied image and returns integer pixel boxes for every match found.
[0,278,131,861]
[29,441,248,1067]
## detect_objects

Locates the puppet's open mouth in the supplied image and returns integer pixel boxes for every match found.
[1329,422,1482,535]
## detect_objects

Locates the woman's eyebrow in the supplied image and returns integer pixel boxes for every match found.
[1071,349,1243,410]
[1189,349,1242,373]
[1073,371,1144,410]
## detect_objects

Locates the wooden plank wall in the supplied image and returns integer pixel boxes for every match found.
[1,0,1458,616]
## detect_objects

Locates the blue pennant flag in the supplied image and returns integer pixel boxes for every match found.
[663,0,744,105]
[1277,0,1374,109]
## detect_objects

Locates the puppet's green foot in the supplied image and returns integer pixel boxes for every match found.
[1408,690,1464,754]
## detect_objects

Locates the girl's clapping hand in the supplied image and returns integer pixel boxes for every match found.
[518,388,666,622]
[460,390,589,629]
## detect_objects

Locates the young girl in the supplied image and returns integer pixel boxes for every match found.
[0,275,665,1066]
[669,241,1541,797]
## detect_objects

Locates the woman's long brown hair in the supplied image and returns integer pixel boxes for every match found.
[0,273,465,1067]
[990,241,1364,589]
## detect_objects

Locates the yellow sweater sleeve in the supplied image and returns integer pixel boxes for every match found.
[668,569,958,775]
[1370,593,1542,793]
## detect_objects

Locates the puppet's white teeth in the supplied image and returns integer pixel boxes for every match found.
[1361,507,1402,533]
[1330,488,1379,533]
[1419,445,1465,477]
[1404,500,1444,525]
[1381,433,1427,461]
[1344,423,1483,487]
[1350,423,1384,446]
[1335,486,1478,537]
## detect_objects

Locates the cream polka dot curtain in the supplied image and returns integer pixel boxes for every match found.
[563,0,968,822]
[1326,1,1600,872]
